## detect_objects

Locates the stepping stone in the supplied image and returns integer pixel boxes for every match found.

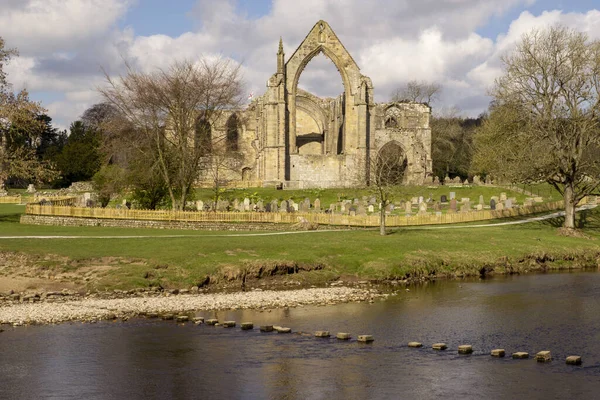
[512,352,529,359]
[408,342,423,348]
[193,317,204,324]
[205,319,218,325]
[315,331,330,338]
[458,345,473,354]
[336,332,351,340]
[432,343,447,350]
[240,322,253,330]
[176,315,189,322]
[491,349,505,357]
[566,356,582,365]
[223,321,236,328]
[274,326,291,333]
[357,335,374,343]
[260,325,273,332]
[535,351,552,362]
[161,314,174,320]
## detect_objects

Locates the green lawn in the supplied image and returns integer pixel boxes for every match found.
[1,203,599,290]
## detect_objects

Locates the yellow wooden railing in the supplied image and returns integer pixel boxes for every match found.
[25,200,568,227]
[0,195,22,204]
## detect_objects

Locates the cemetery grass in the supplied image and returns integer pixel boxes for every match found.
[0,205,599,292]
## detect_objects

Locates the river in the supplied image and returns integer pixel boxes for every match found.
[1,271,599,399]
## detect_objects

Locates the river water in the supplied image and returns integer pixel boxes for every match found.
[1,272,599,399]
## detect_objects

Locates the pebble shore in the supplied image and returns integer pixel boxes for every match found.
[0,287,383,326]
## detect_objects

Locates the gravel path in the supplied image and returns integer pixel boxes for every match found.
[0,287,381,326]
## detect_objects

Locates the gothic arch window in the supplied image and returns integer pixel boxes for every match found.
[195,117,211,155]
[226,114,239,152]
[385,116,398,129]
[376,141,407,185]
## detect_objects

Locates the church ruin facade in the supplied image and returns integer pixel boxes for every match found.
[199,20,432,188]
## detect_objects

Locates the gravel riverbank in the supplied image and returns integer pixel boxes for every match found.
[0,287,384,326]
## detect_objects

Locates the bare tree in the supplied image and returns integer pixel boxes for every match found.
[392,80,441,104]
[368,143,407,235]
[472,25,600,229]
[99,58,244,210]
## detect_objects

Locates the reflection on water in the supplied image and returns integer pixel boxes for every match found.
[1,272,599,399]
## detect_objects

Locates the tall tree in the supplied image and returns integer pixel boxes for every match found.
[0,37,57,187]
[99,58,244,210]
[56,121,102,184]
[472,26,600,229]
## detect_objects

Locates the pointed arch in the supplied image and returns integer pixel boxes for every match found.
[226,114,239,152]
[194,116,211,155]
[376,141,408,185]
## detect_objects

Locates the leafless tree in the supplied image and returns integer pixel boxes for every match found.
[99,58,244,210]
[472,25,600,229]
[392,80,441,104]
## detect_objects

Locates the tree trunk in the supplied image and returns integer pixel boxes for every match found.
[563,183,576,229]
[379,204,386,236]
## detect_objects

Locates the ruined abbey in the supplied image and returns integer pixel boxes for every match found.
[199,20,432,188]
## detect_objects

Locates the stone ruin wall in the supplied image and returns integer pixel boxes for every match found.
[196,20,432,188]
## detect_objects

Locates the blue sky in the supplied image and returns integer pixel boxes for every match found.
[2,0,600,129]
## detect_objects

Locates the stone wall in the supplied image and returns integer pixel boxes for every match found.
[20,215,352,231]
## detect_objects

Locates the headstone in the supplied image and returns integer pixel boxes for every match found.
[473,175,481,185]
[485,176,492,185]
[461,198,470,203]
[353,198,359,205]
[405,201,412,215]
[479,195,484,205]
[280,200,288,212]
[196,200,204,211]
[418,196,424,204]
[411,197,419,205]
[433,201,441,211]
[265,203,272,212]
[463,179,469,185]
[449,199,458,212]
[500,192,507,201]
[444,175,451,184]
[349,210,356,216]
[270,200,278,213]
[433,176,440,186]
[460,202,471,212]
[314,198,321,211]
[490,199,496,210]
[292,202,299,212]
[233,199,240,210]
[496,202,504,211]
[418,202,427,215]
[256,201,264,212]
[476,204,483,211]
[440,195,448,203]
[449,192,456,200]
[505,199,513,209]
[243,198,251,211]
[367,205,374,213]
[26,184,36,193]
[299,200,308,213]
[491,196,499,203]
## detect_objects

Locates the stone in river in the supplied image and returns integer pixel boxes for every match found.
[432,343,447,350]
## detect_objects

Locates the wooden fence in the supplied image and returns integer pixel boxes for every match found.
[25,200,567,227]
[0,195,22,204]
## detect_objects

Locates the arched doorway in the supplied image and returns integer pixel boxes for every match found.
[226,114,239,152]
[375,141,408,185]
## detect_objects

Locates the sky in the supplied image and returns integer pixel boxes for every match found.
[2,0,600,131]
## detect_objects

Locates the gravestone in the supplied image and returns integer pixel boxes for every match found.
[299,200,308,212]
[460,201,471,212]
[280,200,288,212]
[476,204,483,211]
[496,202,504,211]
[449,192,456,200]
[353,198,359,205]
[292,202,299,212]
[405,202,412,215]
[233,199,239,210]
[441,195,448,203]
[490,199,496,210]
[411,197,419,205]
[491,196,499,204]
[314,198,321,211]
[505,199,513,209]
[26,184,36,193]
[461,198,470,203]
[463,179,469,185]
[500,192,507,201]
[449,199,458,212]
[368,205,374,213]
[243,198,251,211]
[473,175,481,185]
[256,201,264,212]
[265,203,272,212]
[196,200,204,211]
[433,202,441,211]
[270,200,279,213]
[433,176,440,186]
[418,196,424,204]
[444,175,451,184]
[418,202,427,215]
[485,176,492,185]
[479,195,484,205]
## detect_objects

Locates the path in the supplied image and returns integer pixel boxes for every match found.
[0,205,595,239]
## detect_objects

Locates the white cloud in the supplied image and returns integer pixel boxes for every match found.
[3,0,600,129]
